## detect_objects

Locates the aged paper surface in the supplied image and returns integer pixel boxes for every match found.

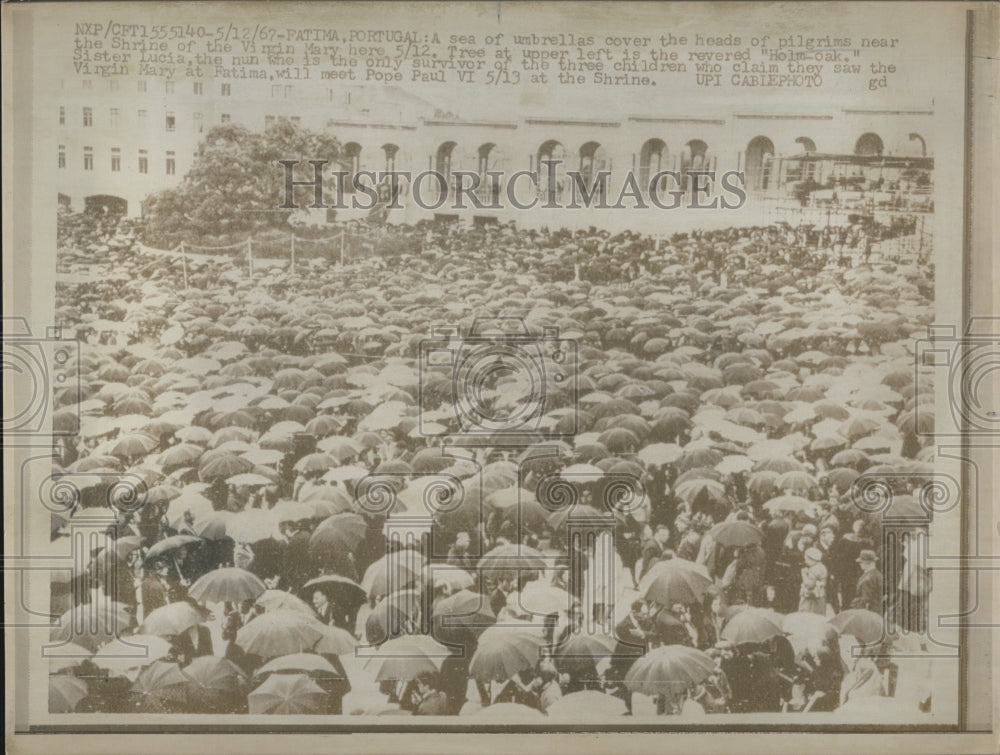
[3,1,997,753]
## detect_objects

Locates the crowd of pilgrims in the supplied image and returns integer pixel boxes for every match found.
[49,207,934,717]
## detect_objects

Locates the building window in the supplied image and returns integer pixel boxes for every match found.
[221,113,231,123]
[82,107,93,127]
[59,106,65,125]
[221,83,231,96]
[137,79,147,93]
[58,145,66,169]
[83,147,93,170]
[193,82,203,95]
[111,148,121,172]
[165,112,176,132]
[137,109,147,128]
[166,151,176,175]
[109,108,120,128]
[82,79,92,90]
[138,150,148,174]
[165,80,175,94]
[193,112,203,132]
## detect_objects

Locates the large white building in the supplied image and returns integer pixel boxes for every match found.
[58,73,934,231]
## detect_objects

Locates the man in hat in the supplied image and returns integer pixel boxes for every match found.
[852,550,884,613]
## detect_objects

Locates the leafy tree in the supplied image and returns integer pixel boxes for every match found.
[143,121,341,245]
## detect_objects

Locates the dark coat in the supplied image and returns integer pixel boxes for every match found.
[853,568,884,613]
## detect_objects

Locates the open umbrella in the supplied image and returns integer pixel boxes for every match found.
[130,660,190,712]
[829,609,886,645]
[49,675,89,713]
[551,632,618,662]
[363,634,451,681]
[313,624,359,656]
[248,673,326,714]
[428,565,476,593]
[309,512,369,554]
[477,544,546,573]
[255,589,314,615]
[139,601,209,638]
[720,610,783,645]
[518,581,574,616]
[89,634,172,676]
[256,652,341,678]
[236,610,325,660]
[50,601,134,652]
[624,645,717,695]
[361,551,425,599]
[188,567,266,604]
[708,520,763,547]
[182,656,245,709]
[143,534,202,564]
[432,590,496,644]
[638,558,713,606]
[469,623,545,682]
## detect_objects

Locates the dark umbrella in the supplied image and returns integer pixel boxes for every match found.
[709,520,764,547]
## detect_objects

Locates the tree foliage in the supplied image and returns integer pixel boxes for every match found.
[143,121,341,246]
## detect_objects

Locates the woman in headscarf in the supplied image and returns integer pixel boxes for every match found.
[799,547,829,616]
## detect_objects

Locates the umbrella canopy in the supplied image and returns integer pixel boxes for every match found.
[469,623,546,682]
[624,645,717,695]
[432,589,496,643]
[143,534,202,564]
[188,567,267,604]
[248,673,326,714]
[255,589,315,615]
[130,660,191,711]
[551,632,618,662]
[361,551,425,599]
[477,544,546,573]
[89,634,172,676]
[638,558,713,606]
[829,609,886,644]
[236,610,325,660]
[139,601,209,637]
[708,520,764,547]
[720,610,783,645]
[50,601,135,652]
[313,624,359,656]
[182,656,245,709]
[309,512,368,554]
[49,675,89,713]
[256,652,341,678]
[363,634,451,681]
